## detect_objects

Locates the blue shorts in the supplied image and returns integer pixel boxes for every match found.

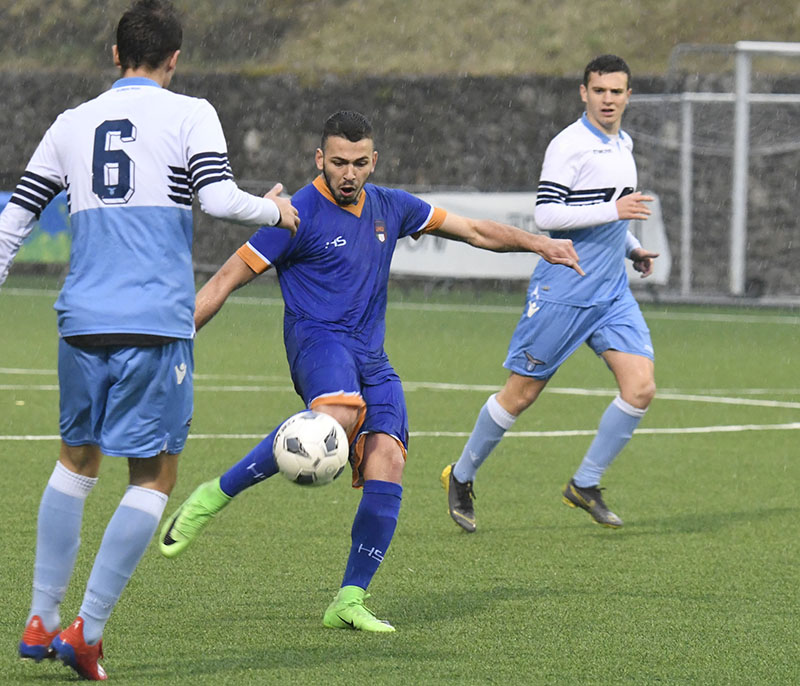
[504,290,654,379]
[58,338,194,458]
[287,322,409,451]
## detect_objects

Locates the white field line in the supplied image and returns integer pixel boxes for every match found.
[2,378,799,409]
[4,422,800,442]
[2,368,799,398]
[4,287,800,324]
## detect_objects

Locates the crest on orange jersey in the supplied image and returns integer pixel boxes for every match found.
[374,220,386,243]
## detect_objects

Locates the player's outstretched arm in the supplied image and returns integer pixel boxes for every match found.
[432,213,584,276]
[195,253,260,331]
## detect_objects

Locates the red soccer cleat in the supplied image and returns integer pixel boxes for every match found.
[52,617,107,681]
[19,615,60,662]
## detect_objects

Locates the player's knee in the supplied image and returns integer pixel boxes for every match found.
[628,378,656,409]
[361,435,405,482]
[318,405,359,436]
[498,378,544,415]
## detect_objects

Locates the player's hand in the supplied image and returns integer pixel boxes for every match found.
[266,183,300,236]
[616,191,653,221]
[540,237,585,276]
[630,247,659,278]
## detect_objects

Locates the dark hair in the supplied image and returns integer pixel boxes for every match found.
[321,111,373,149]
[583,54,631,88]
[116,0,182,71]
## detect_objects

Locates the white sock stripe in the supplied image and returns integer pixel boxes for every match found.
[486,393,517,430]
[613,395,648,418]
[48,461,98,499]
[119,485,168,519]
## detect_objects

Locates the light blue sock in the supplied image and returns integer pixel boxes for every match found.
[573,396,647,488]
[79,486,167,644]
[453,394,517,483]
[29,462,97,633]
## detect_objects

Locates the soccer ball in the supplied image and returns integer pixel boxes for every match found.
[273,411,349,486]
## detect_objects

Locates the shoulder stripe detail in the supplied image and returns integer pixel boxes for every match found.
[21,171,62,195]
[165,164,194,205]
[236,242,270,274]
[188,151,228,167]
[9,171,63,218]
[188,152,234,192]
[535,181,615,206]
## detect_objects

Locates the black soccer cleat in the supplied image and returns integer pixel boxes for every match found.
[562,479,623,528]
[441,463,477,532]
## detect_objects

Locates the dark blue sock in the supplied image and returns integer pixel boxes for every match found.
[341,480,403,590]
[219,426,281,497]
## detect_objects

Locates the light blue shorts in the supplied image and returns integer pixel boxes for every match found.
[504,290,654,379]
[58,338,194,457]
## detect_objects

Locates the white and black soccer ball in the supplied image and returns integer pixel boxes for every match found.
[273,411,349,486]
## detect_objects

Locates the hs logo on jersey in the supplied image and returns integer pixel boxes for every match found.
[374,220,386,243]
[325,236,347,250]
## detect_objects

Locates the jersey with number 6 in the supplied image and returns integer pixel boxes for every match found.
[0,76,264,339]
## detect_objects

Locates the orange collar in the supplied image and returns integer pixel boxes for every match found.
[312,175,366,217]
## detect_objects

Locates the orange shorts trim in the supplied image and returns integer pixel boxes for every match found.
[350,432,407,489]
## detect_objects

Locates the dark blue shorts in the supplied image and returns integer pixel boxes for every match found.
[287,321,409,451]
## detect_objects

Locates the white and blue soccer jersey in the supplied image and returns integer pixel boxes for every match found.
[532,113,638,306]
[0,76,279,338]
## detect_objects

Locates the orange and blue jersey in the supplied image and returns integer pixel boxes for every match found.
[237,175,446,355]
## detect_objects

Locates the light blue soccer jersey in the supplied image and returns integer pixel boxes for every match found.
[532,113,638,306]
[238,176,442,354]
[0,77,244,338]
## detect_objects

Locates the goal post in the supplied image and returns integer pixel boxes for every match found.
[628,41,800,300]
[731,41,800,296]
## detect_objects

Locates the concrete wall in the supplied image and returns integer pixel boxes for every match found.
[1,69,797,299]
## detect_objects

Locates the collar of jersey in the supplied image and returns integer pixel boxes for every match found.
[581,112,628,146]
[112,76,161,89]
[312,175,366,217]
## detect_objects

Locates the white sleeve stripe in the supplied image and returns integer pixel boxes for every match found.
[245,241,271,266]
[21,170,62,194]
[18,179,58,199]
[192,165,233,181]
[193,173,234,192]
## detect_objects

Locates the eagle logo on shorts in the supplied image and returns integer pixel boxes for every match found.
[374,220,386,243]
[524,352,545,372]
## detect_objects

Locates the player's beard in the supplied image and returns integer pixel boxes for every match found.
[323,169,361,206]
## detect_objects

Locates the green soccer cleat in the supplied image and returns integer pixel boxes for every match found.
[323,586,395,633]
[562,479,623,528]
[440,463,476,533]
[159,478,231,558]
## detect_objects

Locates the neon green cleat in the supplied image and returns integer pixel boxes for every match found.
[159,478,231,559]
[323,586,395,633]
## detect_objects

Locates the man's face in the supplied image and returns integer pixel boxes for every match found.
[580,70,631,135]
[315,135,377,205]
